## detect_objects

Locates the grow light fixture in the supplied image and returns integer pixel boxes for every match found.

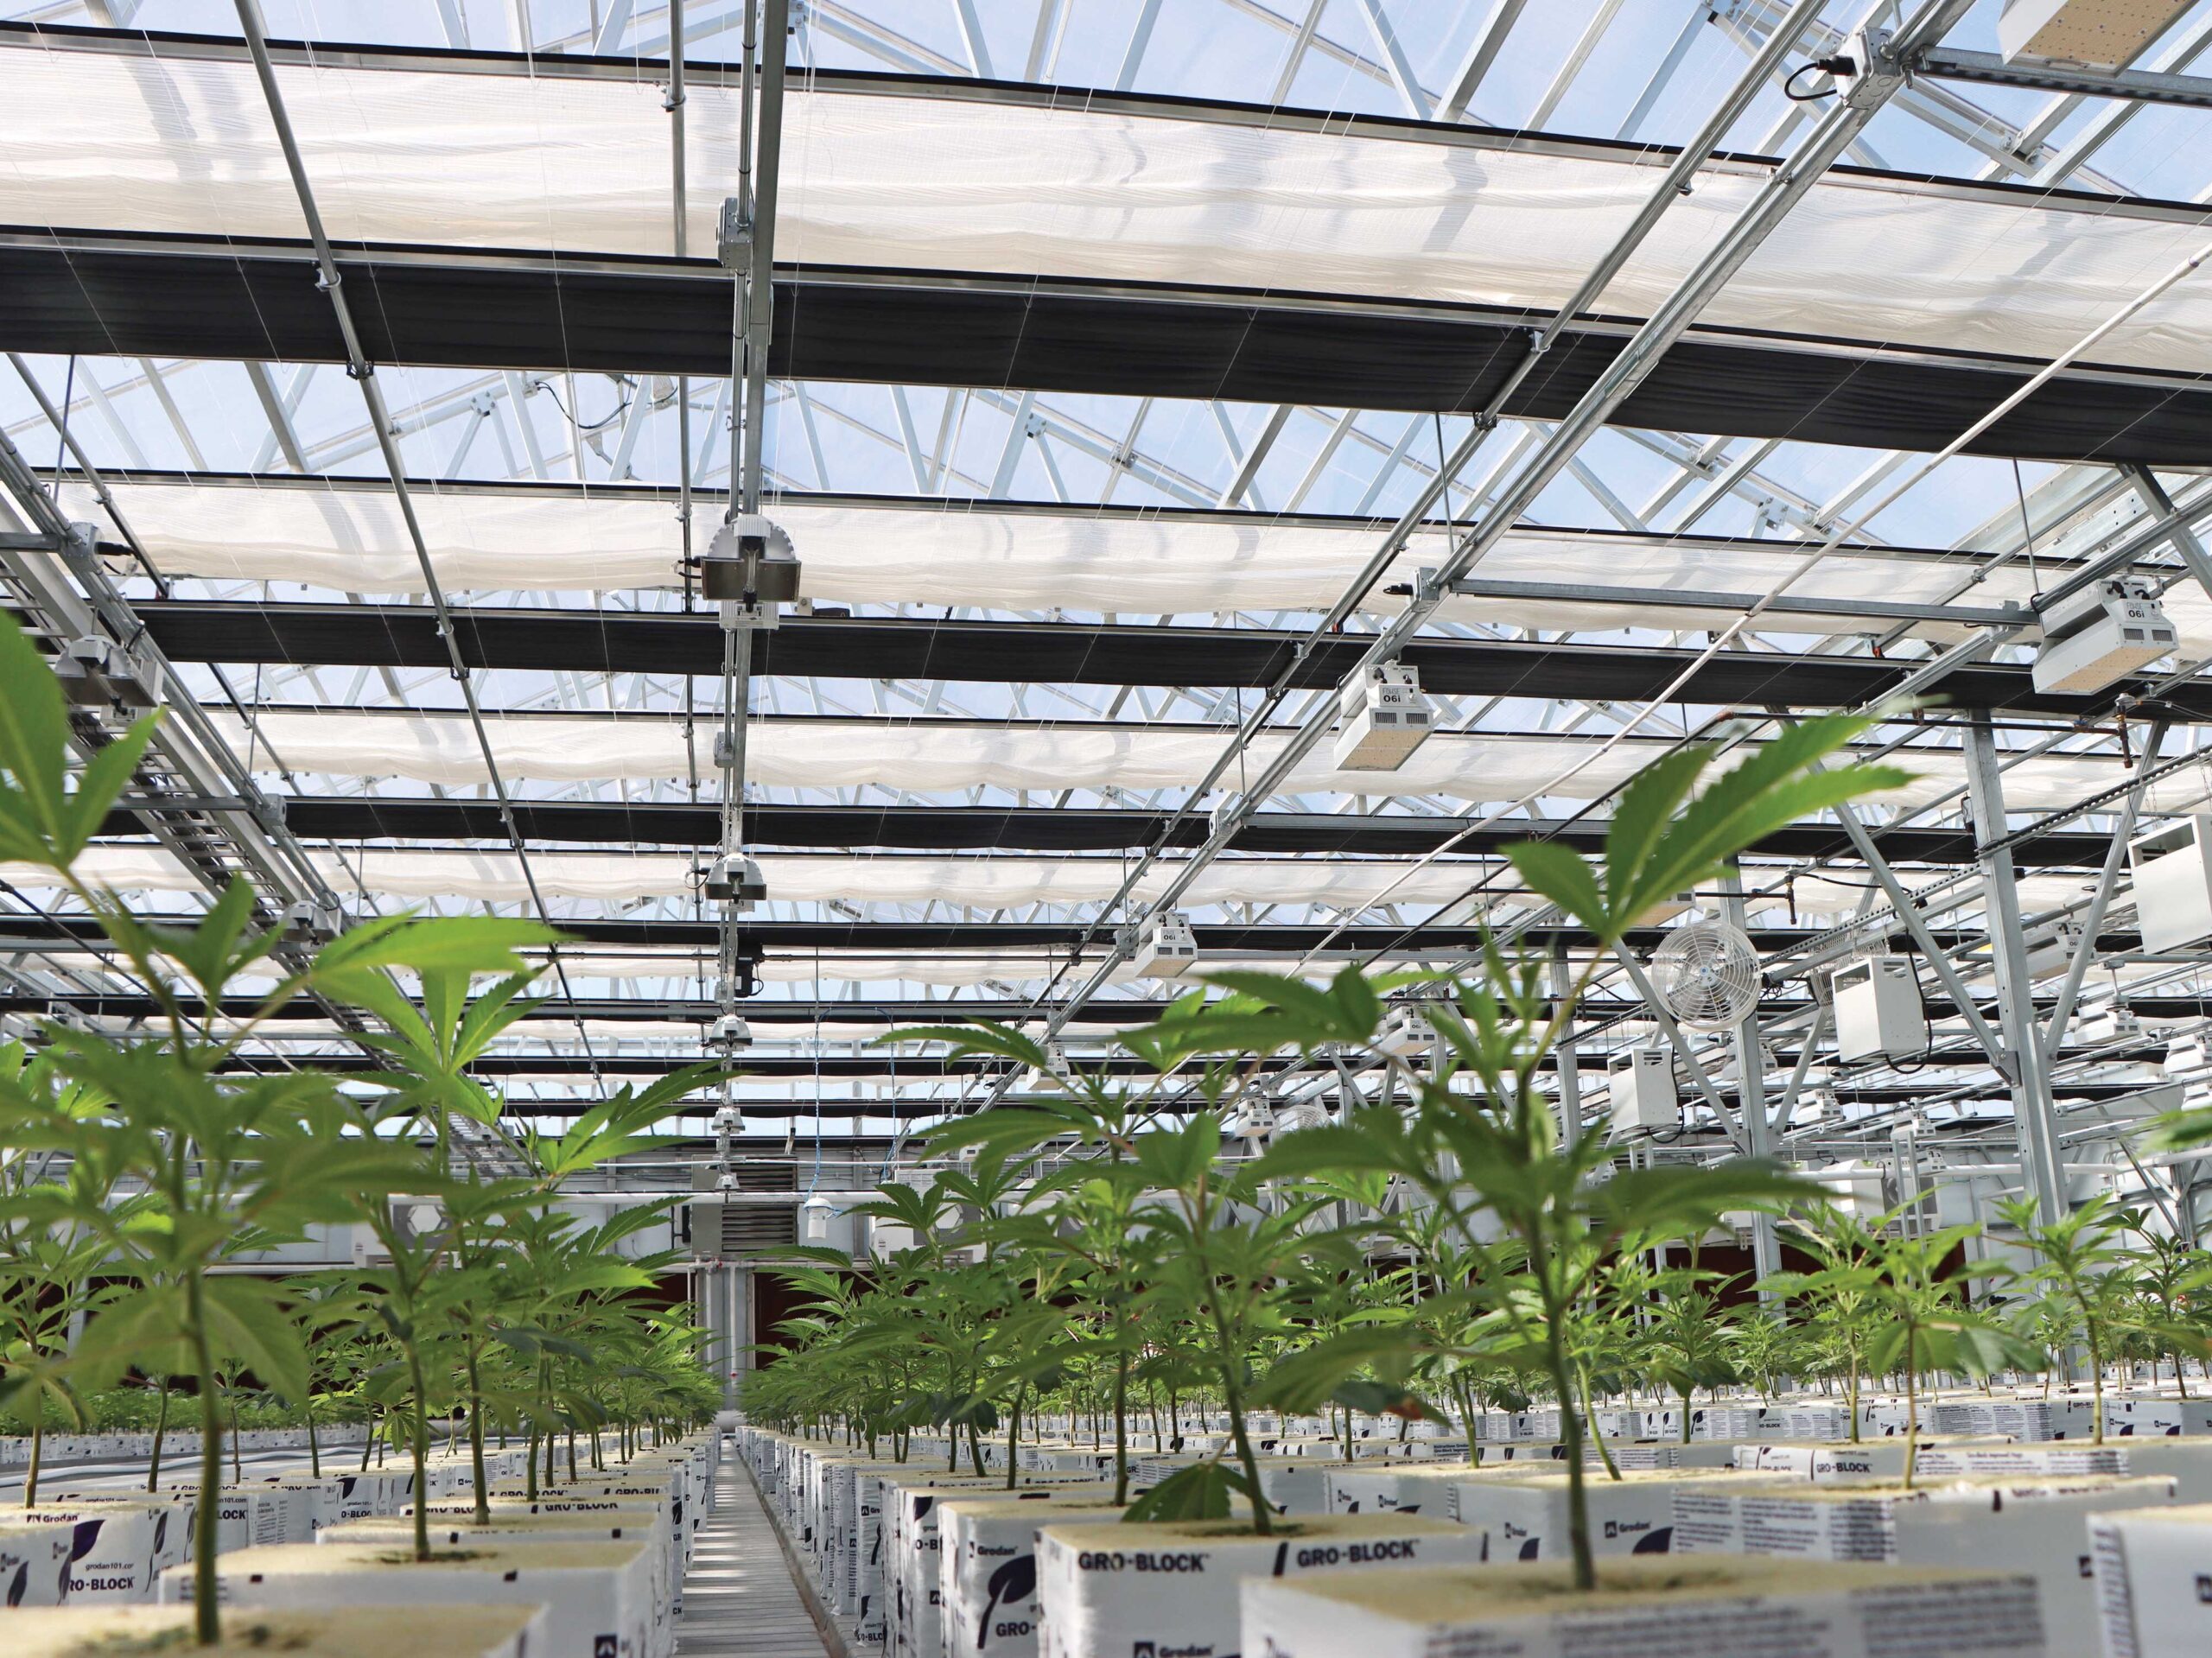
[1128,911,1199,977]
[277,896,344,948]
[54,634,160,712]
[1331,662,1435,772]
[709,1013,753,1054]
[2031,575,2176,695]
[1225,1096,1278,1141]
[1999,0,2192,70]
[696,513,803,611]
[1019,1039,1070,1093]
[1375,1005,1440,1058]
[703,854,767,908]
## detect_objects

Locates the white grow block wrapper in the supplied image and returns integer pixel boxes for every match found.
[1036,1512,1486,1658]
[2089,1500,2212,1655]
[22,1502,181,1603]
[1319,1463,1471,1518]
[1673,1474,2177,1654]
[2104,1439,2212,1502]
[43,1491,196,1582]
[1459,1471,1797,1563]
[1252,1458,1356,1517]
[939,1497,1122,1658]
[1732,1439,2039,1482]
[888,1480,1102,1658]
[323,1513,675,1658]
[1238,1555,2050,1658]
[2107,1394,2212,1437]
[489,1473,686,1547]
[161,1539,656,1658]
[1,1601,550,1658]
[0,1516,81,1606]
[252,1477,345,1536]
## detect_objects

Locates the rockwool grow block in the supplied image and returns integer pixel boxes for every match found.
[321,1513,674,1658]
[2088,1499,2212,1655]
[2,1601,549,1658]
[888,1481,1098,1658]
[1675,1473,2175,1652]
[2099,1438,2212,1501]
[939,1497,1122,1658]
[1319,1462,1471,1519]
[1239,1555,2047,1658]
[20,1501,181,1603]
[0,1516,85,1607]
[159,1537,654,1658]
[1035,1511,1486,1658]
[1458,1470,1796,1563]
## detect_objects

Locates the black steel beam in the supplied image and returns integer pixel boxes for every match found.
[129,601,2212,719]
[109,797,2111,868]
[9,232,2212,465]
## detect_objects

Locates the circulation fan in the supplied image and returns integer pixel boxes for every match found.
[1649,914,1762,1033]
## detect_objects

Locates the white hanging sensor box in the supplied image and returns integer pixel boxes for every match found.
[1332,661,1435,772]
[2031,575,2176,695]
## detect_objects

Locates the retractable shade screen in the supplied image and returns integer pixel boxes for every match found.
[8,29,2212,376]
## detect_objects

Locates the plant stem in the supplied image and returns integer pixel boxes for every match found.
[1902,1333,1919,1492]
[1543,1308,1594,1592]
[406,1339,433,1561]
[2089,1328,2106,1446]
[1111,1345,1130,1505]
[24,1419,41,1508]
[149,1379,171,1492]
[466,1349,490,1524]
[1579,1367,1620,1482]
[188,1270,224,1646]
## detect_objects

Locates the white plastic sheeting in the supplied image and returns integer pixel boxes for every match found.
[10,41,2212,371]
[10,844,1512,911]
[69,480,2082,644]
[203,707,2165,813]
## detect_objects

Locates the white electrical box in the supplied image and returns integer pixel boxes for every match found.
[1331,663,1435,772]
[1606,1045,1677,1136]
[1375,1005,1440,1058]
[1999,0,2192,70]
[2031,576,2177,695]
[2128,815,2212,952]
[1833,956,1929,1064]
[1129,911,1199,977]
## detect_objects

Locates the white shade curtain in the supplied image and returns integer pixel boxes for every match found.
[72,481,2107,648]
[9,39,2212,372]
[200,708,2177,814]
[10,844,1516,912]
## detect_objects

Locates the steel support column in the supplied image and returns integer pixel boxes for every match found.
[1722,864,1782,1291]
[1963,715,2068,1227]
